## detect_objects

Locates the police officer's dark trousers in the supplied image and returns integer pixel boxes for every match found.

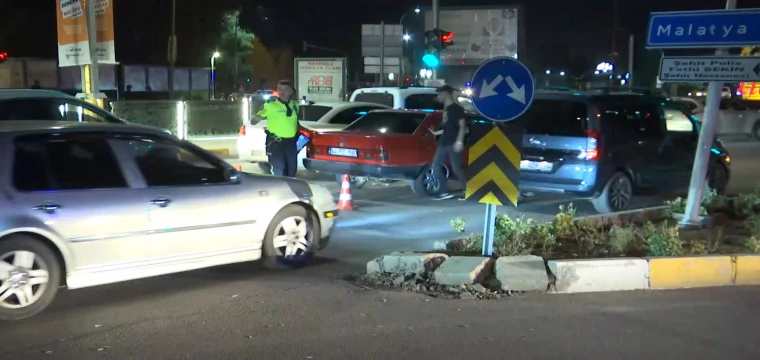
[266,132,298,177]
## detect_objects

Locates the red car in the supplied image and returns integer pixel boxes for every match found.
[304,109,492,196]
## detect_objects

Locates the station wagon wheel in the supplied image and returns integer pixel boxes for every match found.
[707,163,728,195]
[0,235,61,321]
[591,172,633,214]
[263,205,319,270]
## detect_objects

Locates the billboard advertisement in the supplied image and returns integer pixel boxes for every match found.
[56,0,117,66]
[294,58,347,103]
[56,0,91,66]
[425,8,519,66]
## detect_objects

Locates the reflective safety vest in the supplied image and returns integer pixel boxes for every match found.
[257,98,299,138]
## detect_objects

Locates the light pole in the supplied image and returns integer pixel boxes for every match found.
[211,51,220,100]
[399,7,421,83]
[168,0,177,96]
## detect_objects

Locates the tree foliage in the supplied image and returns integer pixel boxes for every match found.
[218,10,255,89]
[218,10,295,92]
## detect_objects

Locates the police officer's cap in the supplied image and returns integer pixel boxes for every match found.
[278,79,294,88]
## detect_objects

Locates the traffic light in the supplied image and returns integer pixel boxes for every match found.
[440,30,454,50]
[422,53,439,68]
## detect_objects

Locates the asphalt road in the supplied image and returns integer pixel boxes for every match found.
[1,141,760,359]
[221,138,760,265]
[2,269,759,359]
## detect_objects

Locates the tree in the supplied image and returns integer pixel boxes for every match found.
[250,36,277,91]
[219,10,255,91]
[271,46,294,81]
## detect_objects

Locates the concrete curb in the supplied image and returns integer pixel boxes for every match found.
[547,258,650,293]
[365,253,760,294]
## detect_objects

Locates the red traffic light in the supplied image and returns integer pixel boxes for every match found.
[405,77,410,83]
[441,31,454,42]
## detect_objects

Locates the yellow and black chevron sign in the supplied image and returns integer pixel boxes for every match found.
[464,125,523,206]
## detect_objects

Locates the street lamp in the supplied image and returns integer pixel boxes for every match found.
[210,51,220,100]
[399,6,421,83]
[559,71,566,76]
[545,70,551,74]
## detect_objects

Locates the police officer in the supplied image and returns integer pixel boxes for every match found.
[254,80,301,177]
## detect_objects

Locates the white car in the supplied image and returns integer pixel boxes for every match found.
[237,101,389,169]
[349,86,441,109]
[674,97,760,139]
[0,121,338,320]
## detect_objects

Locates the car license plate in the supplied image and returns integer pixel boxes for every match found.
[251,150,265,156]
[329,147,358,157]
[520,160,553,172]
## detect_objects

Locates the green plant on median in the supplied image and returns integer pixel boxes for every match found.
[607,224,636,256]
[643,221,683,257]
[734,188,760,217]
[744,236,760,254]
[450,217,467,233]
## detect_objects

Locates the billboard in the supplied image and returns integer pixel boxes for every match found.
[425,8,519,66]
[294,58,347,103]
[56,0,117,66]
[56,0,91,66]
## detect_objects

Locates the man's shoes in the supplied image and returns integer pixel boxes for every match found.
[433,193,455,200]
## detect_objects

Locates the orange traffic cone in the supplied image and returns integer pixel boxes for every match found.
[338,174,357,211]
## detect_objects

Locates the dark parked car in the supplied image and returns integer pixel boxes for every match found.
[515,90,730,213]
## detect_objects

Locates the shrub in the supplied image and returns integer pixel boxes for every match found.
[644,222,683,256]
[608,224,635,256]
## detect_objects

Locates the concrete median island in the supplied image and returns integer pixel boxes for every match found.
[353,190,760,299]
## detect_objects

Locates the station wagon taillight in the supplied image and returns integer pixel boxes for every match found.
[584,129,600,160]
[239,125,247,136]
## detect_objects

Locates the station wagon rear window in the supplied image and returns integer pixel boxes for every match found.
[343,112,426,134]
[520,99,588,137]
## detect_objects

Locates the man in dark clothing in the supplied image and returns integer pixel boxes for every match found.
[30,80,41,89]
[429,85,468,200]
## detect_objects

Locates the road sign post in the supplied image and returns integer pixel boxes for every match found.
[467,56,535,256]
[646,0,743,227]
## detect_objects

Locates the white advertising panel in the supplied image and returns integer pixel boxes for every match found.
[425,8,519,65]
[294,58,347,103]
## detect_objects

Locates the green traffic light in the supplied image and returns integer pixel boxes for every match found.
[422,53,439,68]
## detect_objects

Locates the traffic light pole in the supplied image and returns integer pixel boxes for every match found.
[432,0,439,79]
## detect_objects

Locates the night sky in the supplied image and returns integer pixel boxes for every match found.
[1,0,759,75]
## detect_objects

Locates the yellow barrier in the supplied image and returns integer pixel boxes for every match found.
[734,255,760,286]
[648,256,734,289]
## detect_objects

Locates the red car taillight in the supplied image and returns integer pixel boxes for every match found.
[239,125,247,136]
[585,129,600,160]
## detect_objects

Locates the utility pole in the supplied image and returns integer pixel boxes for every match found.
[80,0,102,106]
[627,34,634,88]
[379,21,385,86]
[680,0,738,227]
[610,0,618,87]
[432,0,439,79]
[168,0,177,96]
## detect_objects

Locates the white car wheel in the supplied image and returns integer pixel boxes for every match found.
[0,235,61,321]
[263,205,318,270]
